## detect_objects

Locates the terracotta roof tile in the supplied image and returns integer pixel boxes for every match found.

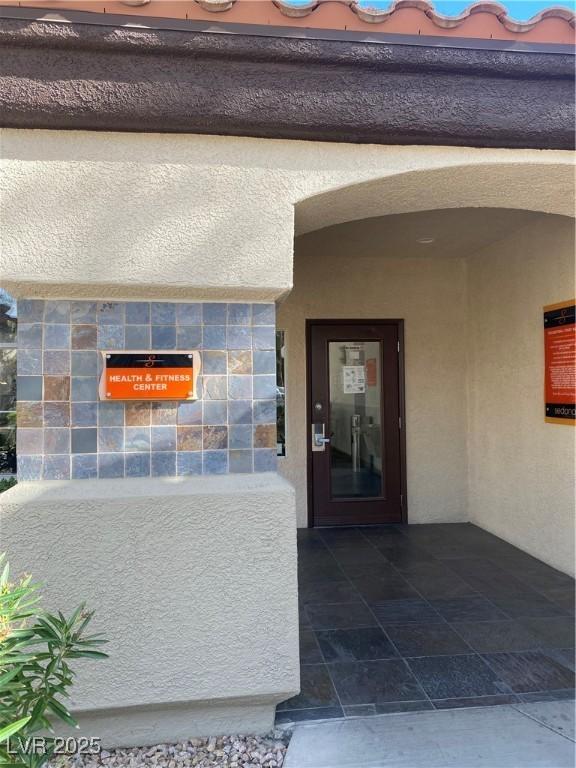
[0,0,573,44]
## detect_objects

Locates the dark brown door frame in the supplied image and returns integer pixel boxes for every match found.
[305,319,407,528]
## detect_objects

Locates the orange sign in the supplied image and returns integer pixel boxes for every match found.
[99,351,201,401]
[544,300,575,425]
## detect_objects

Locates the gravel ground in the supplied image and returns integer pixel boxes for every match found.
[53,730,291,768]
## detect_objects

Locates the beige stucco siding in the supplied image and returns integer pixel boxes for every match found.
[278,230,469,528]
[467,216,575,576]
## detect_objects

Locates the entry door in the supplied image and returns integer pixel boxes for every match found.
[308,321,405,527]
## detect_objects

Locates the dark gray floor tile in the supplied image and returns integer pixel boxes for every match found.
[542,649,575,672]
[482,651,576,694]
[299,604,311,629]
[386,623,473,657]
[330,547,388,567]
[277,664,339,711]
[491,592,569,619]
[432,694,519,709]
[351,574,420,602]
[305,602,377,631]
[518,688,575,703]
[374,700,435,714]
[299,580,363,606]
[328,659,427,706]
[316,627,398,663]
[382,547,438,573]
[343,704,377,717]
[275,705,344,724]
[298,561,345,585]
[371,599,444,625]
[451,620,542,653]
[431,596,508,623]
[542,586,575,615]
[300,630,324,664]
[338,561,398,579]
[407,654,508,699]
[404,565,477,599]
[517,617,575,649]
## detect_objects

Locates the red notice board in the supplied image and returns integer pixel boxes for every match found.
[544,299,575,425]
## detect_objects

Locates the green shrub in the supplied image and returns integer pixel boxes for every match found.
[0,478,17,494]
[0,556,108,766]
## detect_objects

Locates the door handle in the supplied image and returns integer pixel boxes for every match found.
[311,423,330,452]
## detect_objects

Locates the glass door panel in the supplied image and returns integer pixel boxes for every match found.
[328,341,383,499]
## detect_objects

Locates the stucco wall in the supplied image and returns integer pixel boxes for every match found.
[277,227,468,528]
[467,216,575,576]
[0,474,299,745]
[1,130,573,300]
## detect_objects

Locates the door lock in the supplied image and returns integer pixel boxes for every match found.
[311,423,330,452]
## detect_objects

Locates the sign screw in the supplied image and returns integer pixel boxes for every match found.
[188,354,193,358]
[106,354,111,359]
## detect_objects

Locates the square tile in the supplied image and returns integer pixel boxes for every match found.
[151,451,176,476]
[71,301,97,324]
[203,401,227,425]
[18,350,42,375]
[151,402,178,425]
[490,593,569,619]
[317,628,398,663]
[98,325,124,349]
[201,326,225,351]
[125,427,150,452]
[328,659,427,706]
[229,450,253,473]
[229,400,252,424]
[177,401,202,426]
[125,402,151,426]
[305,603,378,631]
[44,300,70,324]
[482,651,575,693]
[203,375,227,400]
[44,375,70,401]
[97,302,124,324]
[227,327,252,350]
[176,326,202,349]
[253,423,276,449]
[72,428,98,454]
[431,596,508,623]
[72,454,98,479]
[43,427,70,455]
[125,302,150,324]
[253,374,276,400]
[277,664,339,711]
[125,325,150,350]
[98,401,124,426]
[71,377,97,402]
[253,400,276,424]
[17,428,43,455]
[125,453,151,478]
[253,350,276,375]
[72,325,97,350]
[42,455,70,480]
[44,350,70,375]
[254,448,276,472]
[177,452,202,476]
[229,424,253,450]
[18,323,43,349]
[176,303,202,325]
[386,623,472,657]
[202,425,228,450]
[151,325,176,349]
[203,303,227,325]
[407,654,507,699]
[151,426,176,451]
[17,299,44,323]
[17,401,43,427]
[98,452,125,479]
[405,565,477,599]
[177,425,202,451]
[71,404,96,432]
[227,304,251,325]
[44,324,70,350]
[252,326,275,350]
[202,351,227,375]
[252,304,275,325]
[451,620,543,653]
[17,455,43,480]
[98,427,124,452]
[43,402,70,427]
[71,351,98,376]
[228,350,252,375]
[151,302,176,325]
[517,617,575,648]
[299,581,362,606]
[371,599,444,626]
[203,450,228,474]
[300,631,324,665]
[17,376,42,401]
[352,574,420,603]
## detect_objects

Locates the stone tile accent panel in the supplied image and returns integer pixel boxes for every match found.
[16,301,277,480]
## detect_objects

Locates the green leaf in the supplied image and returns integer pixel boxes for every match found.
[0,717,30,743]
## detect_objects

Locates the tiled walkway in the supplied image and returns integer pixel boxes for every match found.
[277,524,575,724]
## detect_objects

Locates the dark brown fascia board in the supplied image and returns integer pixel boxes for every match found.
[0,11,574,149]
